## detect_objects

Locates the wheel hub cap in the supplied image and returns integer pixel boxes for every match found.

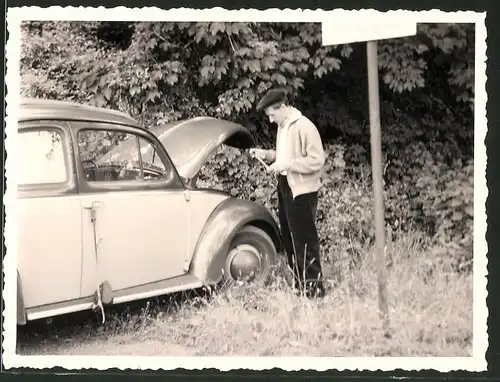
[227,244,263,282]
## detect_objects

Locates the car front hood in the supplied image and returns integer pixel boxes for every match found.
[150,117,254,180]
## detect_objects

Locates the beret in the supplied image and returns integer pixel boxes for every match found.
[255,88,288,112]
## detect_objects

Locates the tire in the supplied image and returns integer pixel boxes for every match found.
[221,225,278,288]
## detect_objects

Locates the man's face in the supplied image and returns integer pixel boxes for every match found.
[265,103,287,125]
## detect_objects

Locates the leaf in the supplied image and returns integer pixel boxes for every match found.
[248,60,261,73]
[103,87,112,100]
[280,62,296,73]
[200,66,211,79]
[210,22,225,35]
[129,86,141,96]
[449,198,463,208]
[314,67,327,78]
[151,70,163,81]
[165,74,178,85]
[147,90,161,102]
[271,73,287,85]
[254,187,266,199]
[297,47,309,60]
[416,44,429,54]
[323,57,340,70]
[261,56,277,71]
[94,93,106,107]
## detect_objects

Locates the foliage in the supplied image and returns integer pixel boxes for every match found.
[198,139,473,273]
[378,23,475,109]
[20,21,351,126]
[19,20,475,274]
[415,155,474,272]
[20,21,474,123]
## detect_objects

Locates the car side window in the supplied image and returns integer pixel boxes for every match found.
[19,128,67,186]
[77,129,169,182]
[139,137,169,171]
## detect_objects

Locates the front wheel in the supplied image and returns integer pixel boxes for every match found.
[222,225,278,287]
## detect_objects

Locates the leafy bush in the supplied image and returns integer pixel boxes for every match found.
[197,136,473,274]
[416,157,473,272]
[19,21,475,275]
[20,21,474,122]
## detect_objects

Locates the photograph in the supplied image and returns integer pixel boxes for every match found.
[3,7,488,372]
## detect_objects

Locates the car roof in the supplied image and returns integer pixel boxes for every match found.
[18,98,142,128]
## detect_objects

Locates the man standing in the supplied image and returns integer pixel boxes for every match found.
[250,88,326,299]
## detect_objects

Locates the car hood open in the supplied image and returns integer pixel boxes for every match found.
[150,117,254,181]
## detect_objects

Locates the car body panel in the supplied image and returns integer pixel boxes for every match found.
[79,190,189,295]
[182,189,232,265]
[19,97,141,128]
[17,272,26,325]
[16,98,282,325]
[68,120,192,295]
[25,296,96,322]
[189,197,282,284]
[17,119,84,310]
[111,273,203,304]
[18,196,84,308]
[149,117,255,180]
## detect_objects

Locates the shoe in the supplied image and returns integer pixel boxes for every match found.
[292,282,326,299]
[305,282,326,299]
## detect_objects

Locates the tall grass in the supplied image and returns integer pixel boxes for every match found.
[146,232,471,357]
[18,230,472,357]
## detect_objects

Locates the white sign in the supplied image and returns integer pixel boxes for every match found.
[322,21,417,46]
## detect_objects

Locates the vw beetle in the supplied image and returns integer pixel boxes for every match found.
[16,98,282,325]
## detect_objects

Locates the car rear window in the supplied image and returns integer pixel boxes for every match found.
[19,128,67,185]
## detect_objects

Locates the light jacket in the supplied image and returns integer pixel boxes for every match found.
[264,107,326,199]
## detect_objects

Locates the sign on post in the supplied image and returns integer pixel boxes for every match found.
[321,20,417,333]
[322,21,417,46]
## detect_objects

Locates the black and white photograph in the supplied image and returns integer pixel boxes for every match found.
[3,7,488,372]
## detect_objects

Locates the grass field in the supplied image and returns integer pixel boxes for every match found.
[16,231,472,357]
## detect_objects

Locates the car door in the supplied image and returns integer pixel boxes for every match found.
[74,123,190,297]
[17,121,83,309]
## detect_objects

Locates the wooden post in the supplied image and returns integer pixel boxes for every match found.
[366,40,390,333]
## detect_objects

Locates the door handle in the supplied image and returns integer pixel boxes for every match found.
[83,201,102,224]
[82,201,103,209]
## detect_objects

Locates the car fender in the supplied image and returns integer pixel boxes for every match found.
[17,271,27,325]
[188,197,282,284]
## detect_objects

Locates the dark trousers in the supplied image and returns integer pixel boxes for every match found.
[278,175,325,296]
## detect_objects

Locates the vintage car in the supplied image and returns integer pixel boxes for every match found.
[17,98,282,325]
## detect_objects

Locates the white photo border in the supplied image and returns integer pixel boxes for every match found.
[3,7,489,372]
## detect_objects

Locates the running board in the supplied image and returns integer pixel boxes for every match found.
[112,274,204,304]
[24,274,206,322]
[26,297,95,321]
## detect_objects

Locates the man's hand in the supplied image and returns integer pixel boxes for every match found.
[249,148,267,160]
[268,161,290,174]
